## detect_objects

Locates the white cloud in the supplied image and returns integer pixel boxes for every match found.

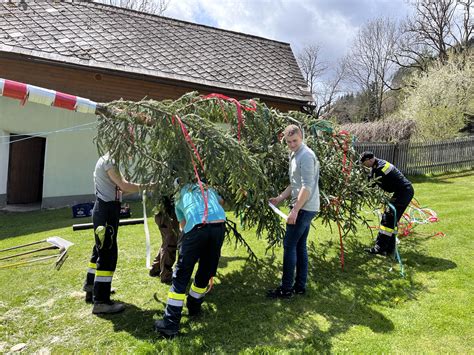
[165,0,412,65]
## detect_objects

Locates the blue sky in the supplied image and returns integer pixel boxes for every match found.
[165,0,413,65]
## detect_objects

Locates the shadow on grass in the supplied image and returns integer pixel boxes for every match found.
[93,236,457,352]
[0,201,146,241]
[217,255,247,268]
[395,235,457,272]
[95,302,158,342]
[0,208,80,241]
[408,168,473,184]
[401,252,457,272]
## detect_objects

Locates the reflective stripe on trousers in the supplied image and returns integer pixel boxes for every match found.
[379,225,395,236]
[167,291,185,307]
[188,283,207,299]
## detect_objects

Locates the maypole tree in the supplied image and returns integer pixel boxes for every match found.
[95,92,386,264]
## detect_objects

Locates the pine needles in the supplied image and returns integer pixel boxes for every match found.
[95,92,385,254]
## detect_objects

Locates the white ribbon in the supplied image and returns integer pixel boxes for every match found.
[75,96,97,114]
[27,85,56,106]
[268,202,288,221]
[142,189,151,269]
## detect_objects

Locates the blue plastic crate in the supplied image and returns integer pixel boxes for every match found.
[120,204,131,218]
[72,202,94,218]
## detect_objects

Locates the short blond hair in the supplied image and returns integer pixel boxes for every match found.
[283,124,302,137]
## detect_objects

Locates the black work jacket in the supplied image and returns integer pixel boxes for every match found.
[370,159,412,193]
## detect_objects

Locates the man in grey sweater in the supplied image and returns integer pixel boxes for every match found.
[268,124,320,298]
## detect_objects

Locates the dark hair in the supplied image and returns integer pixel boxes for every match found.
[359,151,375,163]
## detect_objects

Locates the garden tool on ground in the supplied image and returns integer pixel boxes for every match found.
[0,236,73,270]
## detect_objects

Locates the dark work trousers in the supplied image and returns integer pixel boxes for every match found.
[84,198,121,303]
[150,212,180,283]
[377,185,415,252]
[163,222,225,331]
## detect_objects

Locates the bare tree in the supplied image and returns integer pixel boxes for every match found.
[297,44,347,118]
[454,0,473,55]
[396,0,473,67]
[94,0,170,15]
[313,59,348,119]
[297,44,327,99]
[346,17,400,121]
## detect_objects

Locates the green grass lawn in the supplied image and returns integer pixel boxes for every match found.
[0,171,473,353]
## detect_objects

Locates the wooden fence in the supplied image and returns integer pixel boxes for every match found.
[354,136,474,175]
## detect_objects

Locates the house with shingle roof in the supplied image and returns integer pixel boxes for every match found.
[0,0,311,209]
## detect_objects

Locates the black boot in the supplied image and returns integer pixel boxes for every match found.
[365,234,390,256]
[154,319,178,337]
[186,295,203,317]
[385,236,396,256]
[266,286,293,299]
[83,283,93,303]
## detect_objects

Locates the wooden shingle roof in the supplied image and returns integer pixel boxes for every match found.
[0,1,312,102]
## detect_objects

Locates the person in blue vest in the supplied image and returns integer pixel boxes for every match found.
[360,151,415,256]
[154,181,226,337]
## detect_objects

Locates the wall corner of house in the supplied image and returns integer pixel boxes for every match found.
[0,194,6,208]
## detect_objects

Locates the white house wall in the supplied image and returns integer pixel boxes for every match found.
[0,128,9,206]
[0,96,97,208]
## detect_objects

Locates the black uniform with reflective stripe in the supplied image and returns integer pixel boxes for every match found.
[370,159,412,193]
[368,158,414,254]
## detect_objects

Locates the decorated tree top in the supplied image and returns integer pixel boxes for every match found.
[95,92,385,254]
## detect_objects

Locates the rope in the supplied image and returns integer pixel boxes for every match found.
[397,200,445,238]
[370,200,444,238]
[388,202,405,277]
[142,189,151,269]
[0,121,96,145]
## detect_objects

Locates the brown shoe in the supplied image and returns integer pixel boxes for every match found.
[149,266,161,277]
[92,301,125,314]
[161,277,172,285]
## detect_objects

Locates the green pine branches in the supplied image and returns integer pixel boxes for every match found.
[96,92,385,254]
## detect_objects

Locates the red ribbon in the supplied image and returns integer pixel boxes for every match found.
[54,92,77,110]
[330,130,354,271]
[173,115,208,223]
[339,130,352,183]
[3,80,27,104]
[334,199,345,271]
[202,93,256,141]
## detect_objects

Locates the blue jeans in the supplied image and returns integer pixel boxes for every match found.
[281,209,317,291]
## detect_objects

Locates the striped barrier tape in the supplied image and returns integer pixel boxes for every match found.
[0,78,96,114]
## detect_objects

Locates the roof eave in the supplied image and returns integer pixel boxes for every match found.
[0,46,313,103]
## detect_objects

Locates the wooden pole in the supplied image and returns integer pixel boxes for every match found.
[72,218,144,231]
[0,245,57,261]
[0,239,47,253]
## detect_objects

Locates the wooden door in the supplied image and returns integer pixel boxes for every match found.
[7,134,46,204]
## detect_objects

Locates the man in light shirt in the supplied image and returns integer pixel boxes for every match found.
[268,124,320,299]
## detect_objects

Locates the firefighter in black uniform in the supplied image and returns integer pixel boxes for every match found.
[360,151,415,256]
